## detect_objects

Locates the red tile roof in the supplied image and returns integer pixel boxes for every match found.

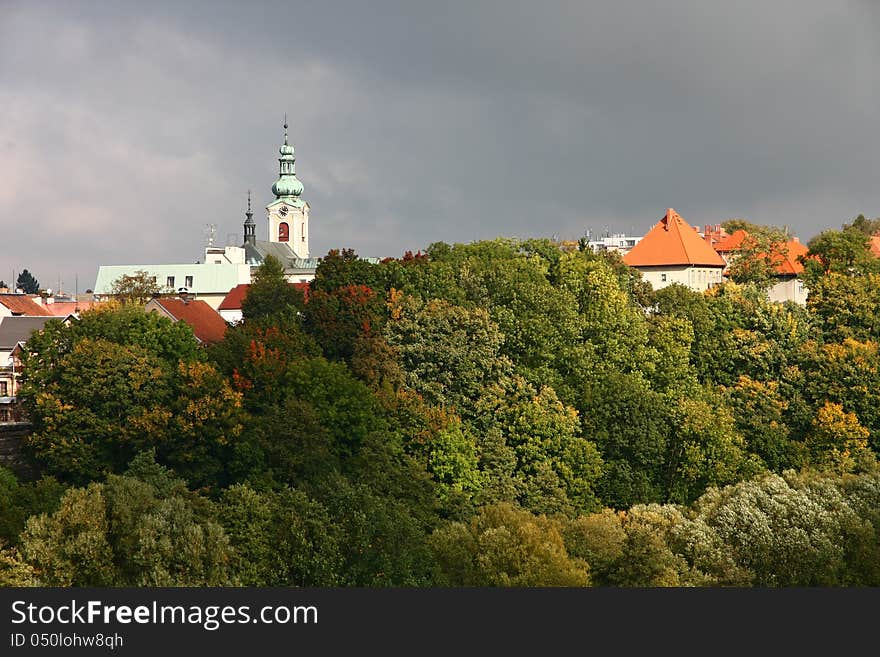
[870,235,880,258]
[149,298,228,344]
[769,239,809,276]
[40,301,100,316]
[713,229,749,253]
[623,209,726,268]
[218,282,310,310]
[218,284,249,311]
[713,231,810,276]
[0,294,52,316]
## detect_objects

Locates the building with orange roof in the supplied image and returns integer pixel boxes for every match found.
[710,230,810,305]
[766,238,809,305]
[0,294,52,318]
[145,294,229,345]
[623,208,726,292]
[869,234,880,258]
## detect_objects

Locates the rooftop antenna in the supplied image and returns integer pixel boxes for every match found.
[204,223,216,248]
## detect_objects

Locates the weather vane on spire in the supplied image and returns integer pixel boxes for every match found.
[283,113,288,145]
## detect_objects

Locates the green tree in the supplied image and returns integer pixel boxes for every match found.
[723,376,802,471]
[241,254,305,321]
[430,503,590,586]
[807,273,880,342]
[691,471,880,586]
[109,270,160,304]
[474,379,603,515]
[802,227,880,286]
[20,453,235,586]
[724,227,791,290]
[218,484,343,586]
[0,467,66,546]
[844,213,880,236]
[311,248,384,293]
[21,324,244,487]
[16,269,40,294]
[303,284,387,362]
[384,295,513,415]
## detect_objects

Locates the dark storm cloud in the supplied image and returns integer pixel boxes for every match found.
[2,0,879,290]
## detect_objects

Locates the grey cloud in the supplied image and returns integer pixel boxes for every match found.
[2,1,879,290]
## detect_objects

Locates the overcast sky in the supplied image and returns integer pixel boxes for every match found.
[2,0,879,291]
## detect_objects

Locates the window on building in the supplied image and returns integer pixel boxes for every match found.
[279,222,290,242]
[302,223,305,242]
[661,273,667,282]
[0,409,8,422]
[0,381,7,396]
[185,276,193,288]
[166,276,175,288]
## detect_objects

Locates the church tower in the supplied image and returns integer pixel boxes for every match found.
[243,190,256,245]
[267,118,310,258]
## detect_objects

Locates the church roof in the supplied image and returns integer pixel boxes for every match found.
[243,241,321,270]
[623,209,726,268]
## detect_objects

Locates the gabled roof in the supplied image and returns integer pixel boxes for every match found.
[870,235,880,258]
[146,298,228,345]
[0,294,52,316]
[0,316,58,349]
[623,209,726,268]
[218,282,310,311]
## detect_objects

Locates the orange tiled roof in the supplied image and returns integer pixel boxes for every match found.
[40,301,100,316]
[623,209,726,268]
[0,294,52,316]
[870,235,880,258]
[713,229,749,253]
[770,239,809,276]
[714,231,810,276]
[150,298,228,344]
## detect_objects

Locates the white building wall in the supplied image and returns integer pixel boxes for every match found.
[637,265,723,293]
[767,278,809,306]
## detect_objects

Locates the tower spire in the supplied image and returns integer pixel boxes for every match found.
[272,116,303,199]
[243,189,256,245]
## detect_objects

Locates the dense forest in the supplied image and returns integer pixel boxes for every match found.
[2,218,880,587]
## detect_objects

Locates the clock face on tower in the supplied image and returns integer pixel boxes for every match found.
[278,205,289,217]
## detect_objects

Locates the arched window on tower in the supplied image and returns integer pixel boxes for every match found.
[279,222,289,242]
[302,222,305,242]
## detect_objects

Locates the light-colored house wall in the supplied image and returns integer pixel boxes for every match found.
[767,277,809,306]
[636,265,724,293]
[94,262,252,310]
